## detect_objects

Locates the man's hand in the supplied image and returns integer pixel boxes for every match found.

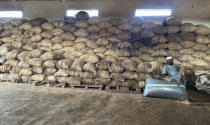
[163,76,171,82]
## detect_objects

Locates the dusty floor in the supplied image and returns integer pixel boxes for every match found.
[0,83,210,125]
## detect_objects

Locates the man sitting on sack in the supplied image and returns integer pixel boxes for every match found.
[162,56,185,85]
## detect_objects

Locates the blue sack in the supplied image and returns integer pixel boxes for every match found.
[143,78,188,100]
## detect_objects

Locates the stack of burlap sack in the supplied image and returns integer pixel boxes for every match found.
[0,16,210,89]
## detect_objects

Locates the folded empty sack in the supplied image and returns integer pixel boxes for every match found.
[143,78,188,100]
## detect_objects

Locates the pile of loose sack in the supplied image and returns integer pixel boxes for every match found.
[195,70,210,94]
[0,16,210,89]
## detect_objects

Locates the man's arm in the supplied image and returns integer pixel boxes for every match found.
[162,66,168,76]
[162,66,171,81]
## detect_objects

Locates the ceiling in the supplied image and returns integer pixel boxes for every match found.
[0,0,209,21]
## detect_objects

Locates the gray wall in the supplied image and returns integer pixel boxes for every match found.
[0,0,210,25]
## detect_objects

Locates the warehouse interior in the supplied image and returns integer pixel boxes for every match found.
[0,0,210,125]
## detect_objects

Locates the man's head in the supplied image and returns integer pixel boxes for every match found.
[166,56,173,65]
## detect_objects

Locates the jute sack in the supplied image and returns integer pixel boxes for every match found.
[96,61,111,70]
[32,66,43,74]
[111,73,125,82]
[80,54,99,63]
[18,61,30,69]
[0,73,9,81]
[138,62,152,73]
[70,59,85,71]
[95,78,111,85]
[195,25,210,35]
[122,71,138,80]
[181,23,197,32]
[189,59,209,67]
[31,74,45,81]
[43,60,56,68]
[54,69,68,77]
[8,73,20,82]
[83,63,97,74]
[19,69,32,76]
[109,62,124,73]
[66,77,81,85]
[21,76,31,83]
[164,17,182,26]
[40,52,54,60]
[28,58,42,66]
[97,70,111,79]
[82,78,95,85]
[44,68,57,75]
[121,59,137,71]
[109,80,123,87]
[56,59,73,69]
[122,80,138,88]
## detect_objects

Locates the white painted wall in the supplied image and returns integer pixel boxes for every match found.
[0,0,209,26]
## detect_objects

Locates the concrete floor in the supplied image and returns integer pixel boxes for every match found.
[0,83,210,125]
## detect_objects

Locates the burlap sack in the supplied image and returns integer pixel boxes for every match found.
[122,80,138,88]
[41,22,55,31]
[122,71,138,80]
[19,68,32,76]
[61,32,75,41]
[96,61,111,70]
[44,68,57,75]
[18,61,30,68]
[140,30,155,38]
[28,58,42,66]
[54,69,68,77]
[56,59,73,69]
[86,40,98,49]
[82,78,95,84]
[83,63,97,74]
[66,77,81,85]
[181,23,197,32]
[98,21,112,29]
[41,31,53,39]
[180,32,196,41]
[189,59,209,67]
[51,28,64,36]
[97,70,111,79]
[195,25,210,35]
[121,59,137,71]
[30,26,43,34]
[80,72,94,79]
[88,17,100,25]
[87,25,100,32]
[196,36,210,44]
[10,19,26,26]
[31,74,45,81]
[19,22,32,30]
[75,21,88,28]
[21,76,31,83]
[40,52,54,60]
[95,78,111,85]
[111,73,125,81]
[167,26,180,34]
[165,17,182,26]
[71,59,85,71]
[80,54,99,63]
[28,49,43,58]
[74,28,89,37]
[108,27,122,34]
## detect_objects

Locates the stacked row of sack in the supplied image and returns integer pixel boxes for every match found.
[0,17,210,89]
